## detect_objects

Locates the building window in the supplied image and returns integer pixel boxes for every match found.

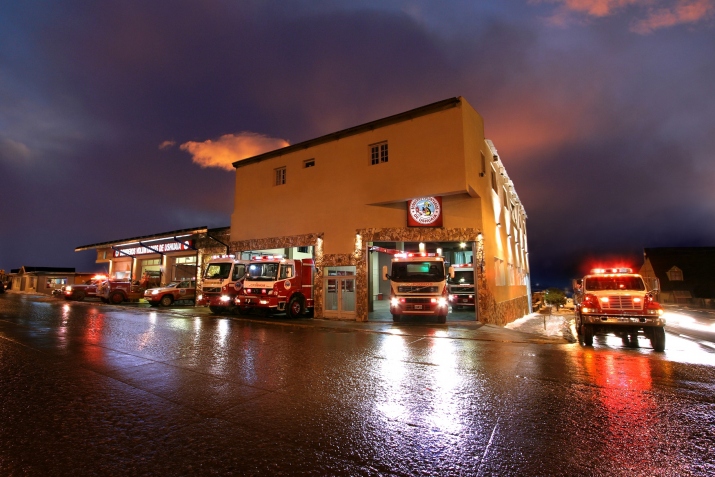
[667,266,683,281]
[370,142,388,165]
[481,152,486,176]
[304,159,315,168]
[297,246,310,253]
[491,167,498,192]
[275,167,286,186]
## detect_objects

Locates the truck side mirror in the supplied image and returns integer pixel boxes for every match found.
[382,265,388,281]
[572,278,582,292]
[448,266,455,279]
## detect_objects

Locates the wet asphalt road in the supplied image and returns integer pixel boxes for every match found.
[1,293,714,476]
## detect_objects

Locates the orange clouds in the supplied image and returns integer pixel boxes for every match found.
[540,0,714,32]
[178,132,290,171]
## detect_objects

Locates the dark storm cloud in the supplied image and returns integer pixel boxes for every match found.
[1,0,713,288]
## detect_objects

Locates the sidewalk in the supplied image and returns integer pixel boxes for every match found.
[3,290,575,345]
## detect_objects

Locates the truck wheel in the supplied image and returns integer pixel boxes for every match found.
[75,291,85,301]
[581,324,594,346]
[288,296,304,318]
[160,295,173,307]
[109,291,124,304]
[209,306,223,314]
[392,314,401,322]
[437,314,447,324]
[651,327,666,352]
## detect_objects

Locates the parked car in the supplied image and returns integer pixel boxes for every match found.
[144,280,196,307]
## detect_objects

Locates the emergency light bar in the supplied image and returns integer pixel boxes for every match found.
[251,255,283,260]
[394,252,442,259]
[590,268,633,274]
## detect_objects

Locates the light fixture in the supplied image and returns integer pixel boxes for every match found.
[419,242,425,252]
[459,242,467,249]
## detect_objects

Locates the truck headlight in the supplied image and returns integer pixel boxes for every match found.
[437,297,447,307]
[220,295,231,302]
[390,297,399,307]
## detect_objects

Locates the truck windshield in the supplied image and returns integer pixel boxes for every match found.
[449,270,474,284]
[584,276,646,291]
[391,261,445,282]
[204,263,232,280]
[232,264,246,281]
[247,262,279,281]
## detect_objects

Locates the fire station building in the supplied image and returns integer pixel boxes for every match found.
[228,97,530,324]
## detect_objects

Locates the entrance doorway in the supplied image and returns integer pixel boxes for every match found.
[367,241,478,322]
[323,266,356,319]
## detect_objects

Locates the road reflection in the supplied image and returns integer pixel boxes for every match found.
[376,333,466,436]
[576,348,674,473]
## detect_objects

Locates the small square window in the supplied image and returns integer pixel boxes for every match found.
[304,159,315,168]
[370,142,388,165]
[275,167,286,186]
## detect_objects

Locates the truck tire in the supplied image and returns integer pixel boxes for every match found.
[581,323,594,346]
[288,295,305,318]
[209,306,223,314]
[651,327,666,352]
[437,314,447,324]
[392,314,401,322]
[109,291,124,304]
[160,295,173,307]
[75,291,85,301]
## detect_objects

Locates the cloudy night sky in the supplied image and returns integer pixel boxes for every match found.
[1,0,714,288]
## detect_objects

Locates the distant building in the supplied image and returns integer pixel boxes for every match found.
[75,226,232,287]
[640,247,715,306]
[8,267,96,295]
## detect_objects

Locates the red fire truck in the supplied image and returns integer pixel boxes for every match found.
[64,275,107,301]
[574,267,665,351]
[97,278,146,304]
[236,256,315,318]
[448,263,475,310]
[197,257,249,314]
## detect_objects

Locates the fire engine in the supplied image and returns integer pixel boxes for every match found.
[236,256,315,318]
[448,263,475,310]
[197,257,249,314]
[382,252,448,323]
[574,267,665,351]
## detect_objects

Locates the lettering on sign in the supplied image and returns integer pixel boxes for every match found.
[114,241,194,257]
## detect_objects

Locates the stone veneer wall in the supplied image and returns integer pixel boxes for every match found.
[477,271,529,325]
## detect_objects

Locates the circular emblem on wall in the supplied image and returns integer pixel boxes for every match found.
[284,280,292,290]
[409,197,441,225]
